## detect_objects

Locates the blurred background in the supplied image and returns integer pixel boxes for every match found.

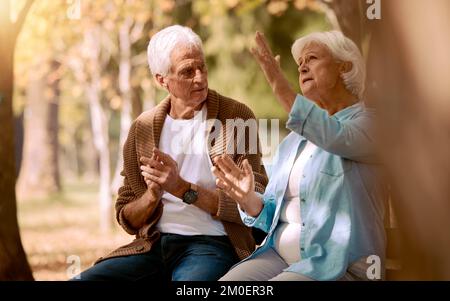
[1,0,449,281]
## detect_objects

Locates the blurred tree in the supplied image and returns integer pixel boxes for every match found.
[10,0,346,238]
[111,15,134,194]
[15,1,99,197]
[83,21,115,233]
[192,0,330,121]
[0,0,35,280]
[17,59,62,199]
[316,0,367,50]
[111,0,159,195]
[66,0,173,232]
[367,0,450,280]
[15,0,69,199]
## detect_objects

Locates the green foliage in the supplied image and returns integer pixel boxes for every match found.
[14,0,331,178]
[192,1,330,120]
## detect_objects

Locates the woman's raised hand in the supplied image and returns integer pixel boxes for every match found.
[250,31,282,84]
[250,31,297,112]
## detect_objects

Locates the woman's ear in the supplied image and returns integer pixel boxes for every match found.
[340,61,353,74]
[155,74,168,89]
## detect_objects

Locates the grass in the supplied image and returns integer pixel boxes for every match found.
[17,180,132,281]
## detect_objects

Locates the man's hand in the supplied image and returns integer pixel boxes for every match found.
[122,153,164,230]
[140,153,163,199]
[211,155,263,217]
[140,147,188,197]
[146,180,163,200]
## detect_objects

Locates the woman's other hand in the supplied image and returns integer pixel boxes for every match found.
[211,155,263,217]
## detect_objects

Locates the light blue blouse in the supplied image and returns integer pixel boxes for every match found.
[240,94,388,280]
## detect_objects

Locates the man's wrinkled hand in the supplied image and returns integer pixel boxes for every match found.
[140,147,187,196]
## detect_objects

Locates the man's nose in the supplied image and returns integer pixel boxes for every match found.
[193,69,207,83]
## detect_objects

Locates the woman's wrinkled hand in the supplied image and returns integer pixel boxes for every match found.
[250,31,296,112]
[211,155,263,217]
[250,31,282,84]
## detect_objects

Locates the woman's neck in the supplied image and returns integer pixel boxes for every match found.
[314,86,359,115]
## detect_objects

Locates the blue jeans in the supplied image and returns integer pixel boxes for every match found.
[72,233,239,281]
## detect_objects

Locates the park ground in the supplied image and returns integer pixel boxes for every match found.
[18,181,131,281]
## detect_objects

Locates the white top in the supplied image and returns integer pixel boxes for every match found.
[156,104,226,236]
[273,141,318,264]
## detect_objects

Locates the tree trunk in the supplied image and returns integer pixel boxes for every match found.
[111,18,133,195]
[366,0,450,280]
[87,82,112,233]
[16,60,61,199]
[14,111,25,178]
[84,27,113,233]
[331,0,366,49]
[0,0,34,280]
[319,0,367,50]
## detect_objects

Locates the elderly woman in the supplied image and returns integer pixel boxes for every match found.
[214,31,387,281]
[74,25,267,281]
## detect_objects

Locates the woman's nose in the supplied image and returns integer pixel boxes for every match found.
[299,64,309,74]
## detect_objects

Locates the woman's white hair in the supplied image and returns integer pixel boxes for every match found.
[291,30,366,100]
[147,25,203,76]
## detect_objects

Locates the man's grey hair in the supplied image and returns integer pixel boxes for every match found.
[291,30,366,100]
[147,25,203,76]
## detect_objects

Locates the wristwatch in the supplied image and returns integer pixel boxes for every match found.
[182,183,199,204]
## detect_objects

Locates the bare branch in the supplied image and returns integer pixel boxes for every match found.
[316,0,333,9]
[0,0,12,28]
[131,53,148,67]
[130,20,145,44]
[315,0,341,31]
[13,0,35,38]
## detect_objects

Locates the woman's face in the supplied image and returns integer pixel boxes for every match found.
[297,42,342,102]
[165,44,208,105]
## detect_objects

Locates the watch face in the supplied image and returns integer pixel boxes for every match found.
[183,189,198,204]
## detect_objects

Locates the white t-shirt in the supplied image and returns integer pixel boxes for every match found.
[273,141,318,264]
[156,104,226,236]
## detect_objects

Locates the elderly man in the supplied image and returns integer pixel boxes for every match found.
[74,25,267,281]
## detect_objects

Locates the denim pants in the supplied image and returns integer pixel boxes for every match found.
[72,233,239,281]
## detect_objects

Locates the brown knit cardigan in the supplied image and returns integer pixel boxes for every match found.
[95,89,268,264]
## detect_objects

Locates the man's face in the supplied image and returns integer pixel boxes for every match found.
[165,44,208,106]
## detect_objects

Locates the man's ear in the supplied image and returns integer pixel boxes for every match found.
[155,74,168,89]
[340,61,353,74]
